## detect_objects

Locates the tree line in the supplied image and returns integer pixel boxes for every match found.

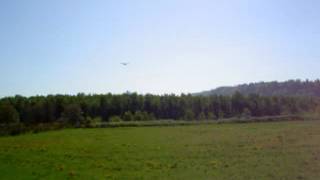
[0,92,318,126]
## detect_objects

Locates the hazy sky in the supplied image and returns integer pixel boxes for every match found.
[1,0,320,97]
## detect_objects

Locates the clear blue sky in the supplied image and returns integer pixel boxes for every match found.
[1,0,320,97]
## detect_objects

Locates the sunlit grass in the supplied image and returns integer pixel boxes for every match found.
[0,120,320,179]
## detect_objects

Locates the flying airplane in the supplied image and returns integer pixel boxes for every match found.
[121,62,129,66]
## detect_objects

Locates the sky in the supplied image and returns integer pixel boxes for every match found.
[1,0,320,97]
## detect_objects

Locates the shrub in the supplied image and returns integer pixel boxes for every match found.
[61,104,84,125]
[314,106,320,117]
[133,111,144,121]
[0,123,28,136]
[218,111,225,119]
[197,112,206,120]
[9,123,27,136]
[122,111,134,121]
[80,116,102,128]
[141,111,156,121]
[132,111,155,121]
[184,109,195,121]
[147,113,156,121]
[241,108,252,119]
[207,112,217,120]
[109,116,123,122]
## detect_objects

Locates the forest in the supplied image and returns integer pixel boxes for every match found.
[0,91,318,127]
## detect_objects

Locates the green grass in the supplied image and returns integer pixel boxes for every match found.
[0,121,320,179]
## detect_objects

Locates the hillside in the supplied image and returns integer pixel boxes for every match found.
[195,79,320,97]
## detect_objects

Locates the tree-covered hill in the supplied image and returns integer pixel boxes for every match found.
[194,79,320,97]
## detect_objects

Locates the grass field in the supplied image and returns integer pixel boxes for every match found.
[0,120,320,180]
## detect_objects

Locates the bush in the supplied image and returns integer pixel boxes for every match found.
[207,112,217,120]
[197,112,206,120]
[81,117,102,128]
[0,122,69,136]
[218,111,225,119]
[132,111,155,121]
[61,104,84,125]
[141,111,156,121]
[122,111,134,121]
[0,123,27,136]
[241,108,252,119]
[184,109,195,121]
[314,106,320,117]
[9,123,27,136]
[133,111,144,121]
[109,116,123,122]
[147,113,156,121]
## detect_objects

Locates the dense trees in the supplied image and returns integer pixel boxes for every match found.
[0,103,19,124]
[0,92,318,125]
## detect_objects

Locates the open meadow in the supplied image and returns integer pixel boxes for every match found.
[0,120,320,180]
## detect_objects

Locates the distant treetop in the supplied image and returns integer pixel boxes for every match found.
[194,79,320,97]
